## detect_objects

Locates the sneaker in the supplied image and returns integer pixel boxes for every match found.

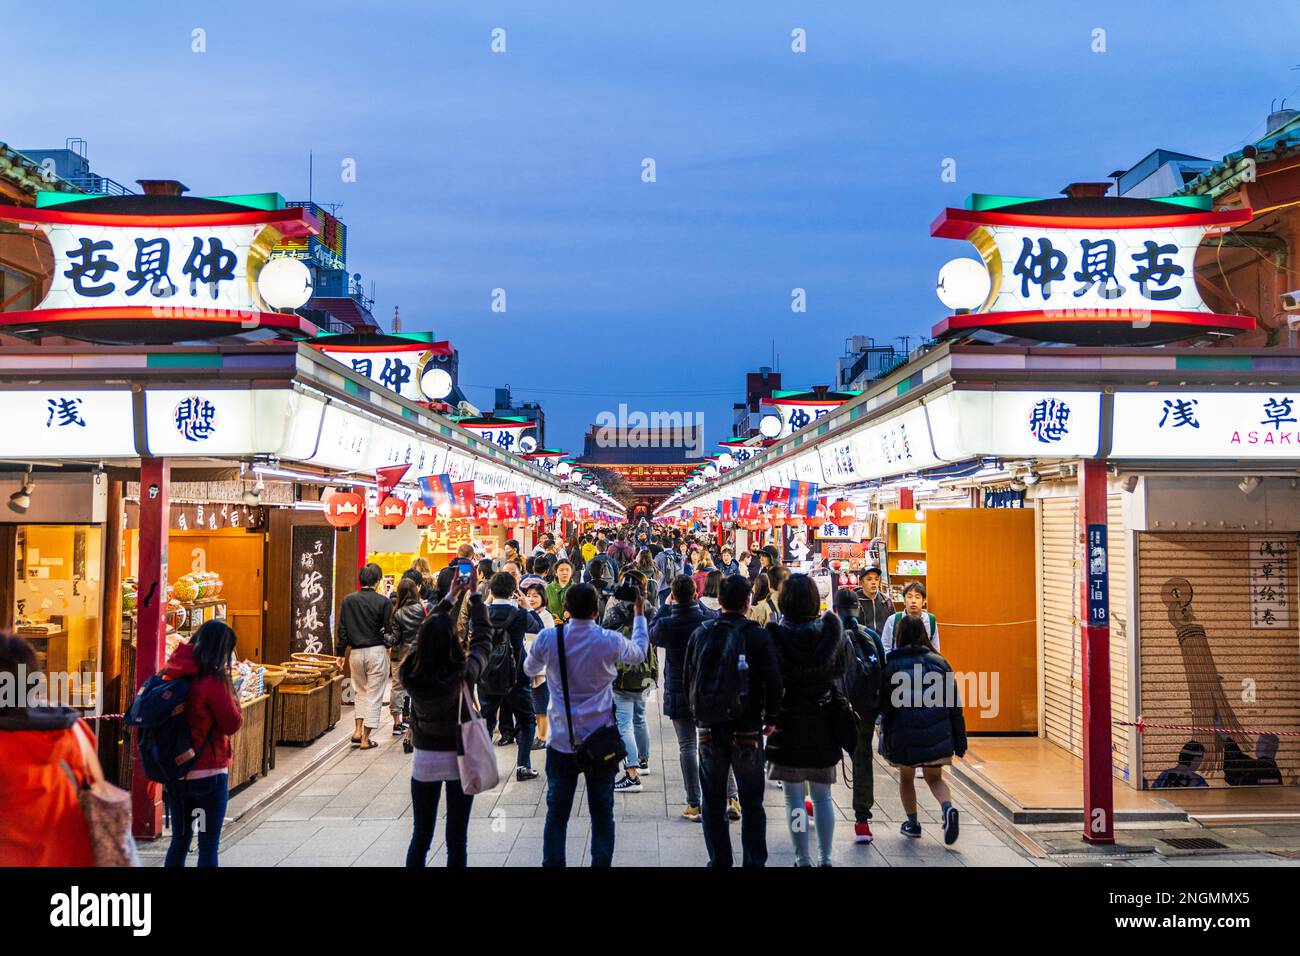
[515,767,540,782]
[531,739,547,751]
[637,758,650,774]
[391,722,407,736]
[495,735,515,747]
[614,774,643,793]
[854,822,874,844]
[726,799,741,821]
[942,807,960,845]
[682,804,702,822]
[900,819,922,838]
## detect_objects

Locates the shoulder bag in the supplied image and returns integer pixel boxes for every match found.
[557,623,626,774]
[456,683,500,795]
[62,721,139,867]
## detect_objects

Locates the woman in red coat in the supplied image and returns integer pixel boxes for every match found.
[0,633,96,867]
[162,621,242,868]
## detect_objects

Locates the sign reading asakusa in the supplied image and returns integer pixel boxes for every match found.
[1110,392,1300,457]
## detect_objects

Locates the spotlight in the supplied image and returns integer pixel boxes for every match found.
[1121,475,1138,493]
[8,469,33,512]
[243,478,266,506]
[1238,476,1261,495]
[1009,478,1026,493]
[1022,472,1040,486]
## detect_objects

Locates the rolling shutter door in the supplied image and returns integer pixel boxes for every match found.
[1137,533,1300,786]
[1039,494,1131,777]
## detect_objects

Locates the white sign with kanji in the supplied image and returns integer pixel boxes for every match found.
[1248,536,1292,630]
[1111,392,1300,458]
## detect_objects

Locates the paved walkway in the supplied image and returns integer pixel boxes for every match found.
[200,688,1042,867]
[143,690,1300,868]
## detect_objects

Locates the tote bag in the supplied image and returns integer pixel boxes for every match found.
[456,684,500,795]
[63,721,139,867]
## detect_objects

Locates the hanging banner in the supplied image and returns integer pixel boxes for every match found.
[418,473,454,509]
[450,480,475,517]
[376,464,410,501]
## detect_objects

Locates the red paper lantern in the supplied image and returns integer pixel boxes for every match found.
[787,513,805,527]
[411,502,436,527]
[770,511,786,527]
[376,496,407,527]
[829,499,855,528]
[323,491,365,528]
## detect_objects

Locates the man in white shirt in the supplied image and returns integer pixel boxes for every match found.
[524,582,648,867]
[879,581,939,654]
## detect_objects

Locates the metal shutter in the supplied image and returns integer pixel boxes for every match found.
[1039,494,1131,776]
[1137,533,1299,786]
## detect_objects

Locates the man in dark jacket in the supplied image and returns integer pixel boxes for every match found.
[584,539,620,585]
[339,562,393,750]
[853,567,895,634]
[482,572,539,781]
[717,547,741,577]
[650,575,737,822]
[683,575,782,867]
[835,588,887,844]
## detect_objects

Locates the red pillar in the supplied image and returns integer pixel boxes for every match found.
[1079,457,1114,844]
[132,457,169,840]
[899,487,915,510]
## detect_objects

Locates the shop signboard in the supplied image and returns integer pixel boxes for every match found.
[290,524,335,655]
[0,390,136,458]
[145,389,296,457]
[314,339,453,404]
[1249,536,1291,630]
[931,197,1255,344]
[927,390,1103,460]
[0,202,318,342]
[1111,392,1300,459]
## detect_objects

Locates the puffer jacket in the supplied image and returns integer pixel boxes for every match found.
[765,613,851,770]
[403,595,492,752]
[879,644,967,767]
[649,599,717,718]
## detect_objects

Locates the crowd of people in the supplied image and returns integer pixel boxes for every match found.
[0,523,964,870]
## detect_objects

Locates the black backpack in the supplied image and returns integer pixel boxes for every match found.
[479,620,516,697]
[688,619,749,725]
[126,674,215,785]
[841,622,885,718]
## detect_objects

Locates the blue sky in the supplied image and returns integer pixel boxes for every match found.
[5,1,1300,454]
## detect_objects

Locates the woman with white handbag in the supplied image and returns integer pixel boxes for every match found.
[399,580,498,867]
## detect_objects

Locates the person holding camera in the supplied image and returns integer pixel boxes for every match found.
[524,582,648,867]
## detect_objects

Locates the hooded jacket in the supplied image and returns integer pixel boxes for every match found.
[879,644,967,767]
[161,641,244,773]
[404,596,493,752]
[649,599,717,719]
[0,707,96,866]
[764,613,852,770]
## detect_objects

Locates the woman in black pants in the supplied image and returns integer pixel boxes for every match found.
[399,580,492,867]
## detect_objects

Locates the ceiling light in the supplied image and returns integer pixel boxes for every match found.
[243,478,266,506]
[1009,478,1027,493]
[8,469,33,512]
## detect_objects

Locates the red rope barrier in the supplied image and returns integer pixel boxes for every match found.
[1118,718,1300,738]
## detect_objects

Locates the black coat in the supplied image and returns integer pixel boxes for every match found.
[682,612,783,731]
[879,645,968,767]
[338,587,392,650]
[649,600,717,719]
[487,601,532,690]
[403,597,492,752]
[765,613,852,770]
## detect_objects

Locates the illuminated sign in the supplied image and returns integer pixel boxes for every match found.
[1111,392,1300,458]
[931,196,1256,345]
[0,390,136,457]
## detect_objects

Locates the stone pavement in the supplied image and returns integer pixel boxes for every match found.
[148,689,1300,868]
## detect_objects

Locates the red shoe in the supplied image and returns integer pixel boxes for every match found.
[805,798,814,819]
[854,822,874,844]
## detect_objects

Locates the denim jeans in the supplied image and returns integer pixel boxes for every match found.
[851,713,876,822]
[164,773,229,868]
[783,781,836,866]
[407,777,473,867]
[671,718,737,807]
[698,728,767,867]
[481,685,536,770]
[543,747,616,867]
[613,688,650,768]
